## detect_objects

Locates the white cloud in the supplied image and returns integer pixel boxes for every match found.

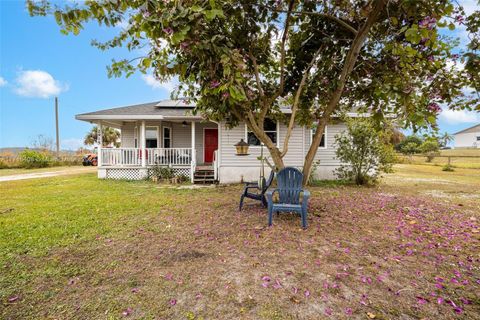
[0,76,7,87]
[142,74,178,92]
[14,70,67,98]
[440,108,480,124]
[61,138,85,151]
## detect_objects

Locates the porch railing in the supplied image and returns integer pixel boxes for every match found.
[101,148,193,167]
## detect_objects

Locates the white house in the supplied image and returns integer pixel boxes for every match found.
[75,99,350,183]
[453,124,480,149]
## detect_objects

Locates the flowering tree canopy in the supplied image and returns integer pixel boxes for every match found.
[28,0,479,183]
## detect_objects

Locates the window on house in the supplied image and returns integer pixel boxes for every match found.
[246,119,278,146]
[145,127,158,148]
[476,136,480,141]
[163,127,171,148]
[311,125,327,148]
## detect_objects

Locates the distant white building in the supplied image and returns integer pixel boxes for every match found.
[454,124,480,149]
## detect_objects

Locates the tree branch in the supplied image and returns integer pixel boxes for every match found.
[281,45,323,158]
[303,0,387,184]
[258,5,358,36]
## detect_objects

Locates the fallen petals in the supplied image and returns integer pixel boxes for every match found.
[122,307,133,316]
[8,295,19,303]
[169,299,177,306]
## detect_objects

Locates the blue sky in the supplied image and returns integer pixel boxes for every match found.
[0,1,478,150]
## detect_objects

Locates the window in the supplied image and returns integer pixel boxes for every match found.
[311,125,327,148]
[477,136,480,141]
[246,119,278,146]
[145,127,158,148]
[163,127,172,148]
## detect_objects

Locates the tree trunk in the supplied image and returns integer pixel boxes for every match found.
[302,0,387,185]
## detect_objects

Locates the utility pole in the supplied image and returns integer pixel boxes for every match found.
[55,97,60,158]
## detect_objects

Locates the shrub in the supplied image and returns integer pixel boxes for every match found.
[19,150,52,168]
[419,140,440,162]
[150,165,175,181]
[334,119,394,185]
[442,164,455,172]
[396,135,423,154]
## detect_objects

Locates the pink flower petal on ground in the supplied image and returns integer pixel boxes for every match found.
[169,299,177,306]
[416,296,428,305]
[460,297,472,305]
[453,307,463,314]
[345,307,353,315]
[131,288,139,293]
[261,282,269,288]
[165,273,174,281]
[435,283,444,289]
[437,297,444,304]
[195,293,202,299]
[324,307,333,316]
[272,279,282,289]
[292,287,298,294]
[122,307,133,316]
[304,290,310,298]
[8,295,19,303]
[68,278,75,285]
[261,275,271,282]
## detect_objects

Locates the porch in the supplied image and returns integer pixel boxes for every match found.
[96,119,219,183]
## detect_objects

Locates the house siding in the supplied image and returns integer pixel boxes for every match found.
[218,120,347,183]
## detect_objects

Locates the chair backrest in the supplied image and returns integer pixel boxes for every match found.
[261,170,276,193]
[276,167,303,204]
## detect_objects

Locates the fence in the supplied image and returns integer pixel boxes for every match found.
[396,154,480,169]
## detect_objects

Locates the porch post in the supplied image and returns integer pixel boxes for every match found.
[140,120,146,167]
[97,121,103,166]
[191,121,196,183]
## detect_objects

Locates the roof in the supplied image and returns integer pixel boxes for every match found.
[75,100,199,121]
[454,123,480,135]
[75,99,373,123]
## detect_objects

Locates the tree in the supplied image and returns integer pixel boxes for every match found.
[439,132,454,148]
[84,126,120,147]
[28,0,479,184]
[334,119,393,185]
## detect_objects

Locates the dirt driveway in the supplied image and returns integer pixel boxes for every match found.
[0,167,96,182]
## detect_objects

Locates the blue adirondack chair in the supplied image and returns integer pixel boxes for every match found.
[266,167,310,229]
[239,170,275,211]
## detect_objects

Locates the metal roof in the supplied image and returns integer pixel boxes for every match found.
[454,123,480,135]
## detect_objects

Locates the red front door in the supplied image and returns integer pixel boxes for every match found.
[204,129,218,163]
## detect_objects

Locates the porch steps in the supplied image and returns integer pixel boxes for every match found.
[193,168,216,184]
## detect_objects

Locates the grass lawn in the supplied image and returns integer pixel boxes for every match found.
[1,165,479,319]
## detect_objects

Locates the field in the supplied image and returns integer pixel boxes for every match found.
[1,165,479,319]
[396,148,480,169]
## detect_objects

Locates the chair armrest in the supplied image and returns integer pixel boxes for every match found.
[266,188,278,205]
[244,181,258,186]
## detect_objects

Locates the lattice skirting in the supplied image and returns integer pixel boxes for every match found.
[105,168,146,180]
[103,167,191,180]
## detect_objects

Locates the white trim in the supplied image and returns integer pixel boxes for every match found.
[203,127,218,163]
[310,125,327,149]
[76,115,205,121]
[162,126,172,148]
[244,120,280,148]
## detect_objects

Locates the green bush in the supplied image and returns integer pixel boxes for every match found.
[442,164,455,172]
[150,165,175,181]
[19,150,52,168]
[396,136,423,154]
[334,119,394,185]
[419,140,440,162]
